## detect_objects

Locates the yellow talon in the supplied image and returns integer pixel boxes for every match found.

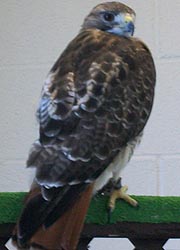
[109,185,138,211]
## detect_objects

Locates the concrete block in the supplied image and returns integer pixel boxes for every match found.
[0,66,49,160]
[157,0,180,58]
[122,156,158,195]
[159,155,180,196]
[136,60,180,155]
[0,160,29,191]
[0,0,156,67]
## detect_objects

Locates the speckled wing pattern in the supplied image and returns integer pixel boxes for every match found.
[28,29,156,194]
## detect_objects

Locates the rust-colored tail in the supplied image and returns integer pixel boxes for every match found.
[12,184,93,250]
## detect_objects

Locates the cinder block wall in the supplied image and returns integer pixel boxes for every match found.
[0,1,180,249]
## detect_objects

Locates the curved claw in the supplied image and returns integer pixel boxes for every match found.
[108,185,138,213]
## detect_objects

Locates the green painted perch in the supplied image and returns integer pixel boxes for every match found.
[0,192,180,249]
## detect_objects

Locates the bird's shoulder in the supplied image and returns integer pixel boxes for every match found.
[51,29,155,85]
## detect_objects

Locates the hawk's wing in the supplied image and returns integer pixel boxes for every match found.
[15,29,155,248]
[28,30,155,189]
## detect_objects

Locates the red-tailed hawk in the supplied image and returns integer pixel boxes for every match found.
[11,2,155,250]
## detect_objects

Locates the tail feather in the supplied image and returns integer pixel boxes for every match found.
[44,184,87,228]
[17,186,69,246]
[13,183,93,250]
[30,183,94,250]
[68,184,94,249]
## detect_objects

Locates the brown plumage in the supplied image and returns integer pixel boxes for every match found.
[11,2,155,250]
[30,184,93,250]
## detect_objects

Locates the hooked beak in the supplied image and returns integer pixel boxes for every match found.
[107,13,135,37]
[124,14,135,36]
[124,14,134,23]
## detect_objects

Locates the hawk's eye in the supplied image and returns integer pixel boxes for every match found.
[103,13,115,22]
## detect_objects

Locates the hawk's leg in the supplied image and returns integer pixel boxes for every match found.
[106,178,138,222]
[108,177,138,210]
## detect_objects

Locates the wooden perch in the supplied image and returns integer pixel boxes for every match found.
[1,192,180,249]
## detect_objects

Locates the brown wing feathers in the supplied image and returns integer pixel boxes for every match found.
[12,4,155,249]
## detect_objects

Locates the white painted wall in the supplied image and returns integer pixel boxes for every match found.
[0,0,180,249]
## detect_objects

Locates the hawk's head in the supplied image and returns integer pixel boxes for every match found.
[81,2,136,37]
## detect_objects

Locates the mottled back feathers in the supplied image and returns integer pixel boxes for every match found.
[29,29,156,190]
[14,2,156,248]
